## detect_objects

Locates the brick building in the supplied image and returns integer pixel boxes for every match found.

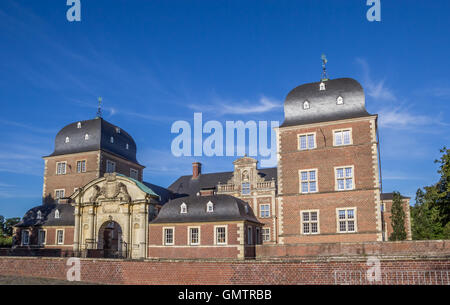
[13,75,412,259]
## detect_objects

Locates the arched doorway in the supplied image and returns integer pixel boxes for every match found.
[98,220,125,258]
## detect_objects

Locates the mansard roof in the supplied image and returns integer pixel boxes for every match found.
[15,203,74,227]
[281,78,373,127]
[46,118,140,164]
[167,167,277,197]
[151,194,261,224]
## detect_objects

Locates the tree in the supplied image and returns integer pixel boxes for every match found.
[3,218,20,236]
[389,192,407,241]
[411,147,450,240]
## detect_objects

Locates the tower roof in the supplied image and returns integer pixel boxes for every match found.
[46,118,139,163]
[281,78,372,127]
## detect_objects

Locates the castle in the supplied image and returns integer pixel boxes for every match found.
[13,77,412,259]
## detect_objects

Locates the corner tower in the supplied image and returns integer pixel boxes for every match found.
[276,77,382,244]
[42,117,145,204]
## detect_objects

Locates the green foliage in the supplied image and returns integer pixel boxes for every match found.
[411,147,450,240]
[389,191,407,241]
[0,215,20,247]
[0,236,12,247]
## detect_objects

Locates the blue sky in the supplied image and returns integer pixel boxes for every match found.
[0,0,449,218]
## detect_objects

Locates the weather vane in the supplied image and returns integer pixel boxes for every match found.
[96,97,102,118]
[321,54,328,81]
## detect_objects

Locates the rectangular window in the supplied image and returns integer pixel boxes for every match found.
[56,230,64,245]
[21,231,29,245]
[262,228,271,242]
[164,228,174,245]
[77,160,86,173]
[335,166,354,191]
[255,227,260,244]
[38,230,46,245]
[55,189,65,200]
[189,227,199,245]
[300,169,318,193]
[215,226,227,245]
[241,182,250,195]
[298,133,316,150]
[247,227,253,245]
[130,168,139,180]
[301,210,320,235]
[337,208,357,233]
[260,204,270,218]
[56,162,66,175]
[334,129,352,146]
[106,160,116,173]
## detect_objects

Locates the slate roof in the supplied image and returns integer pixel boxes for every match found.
[281,78,373,127]
[380,193,411,200]
[151,194,262,224]
[15,204,74,227]
[46,118,140,163]
[167,167,277,197]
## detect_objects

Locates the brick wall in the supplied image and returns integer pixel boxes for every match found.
[0,254,449,285]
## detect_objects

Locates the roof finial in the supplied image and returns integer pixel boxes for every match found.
[96,97,102,118]
[321,54,328,81]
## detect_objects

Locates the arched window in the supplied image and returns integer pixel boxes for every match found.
[180,203,187,214]
[65,137,70,143]
[303,100,310,110]
[54,209,60,219]
[319,82,326,91]
[84,134,89,140]
[77,122,81,128]
[115,127,121,134]
[110,136,114,144]
[126,143,129,150]
[37,210,42,220]
[336,96,344,105]
[207,201,214,213]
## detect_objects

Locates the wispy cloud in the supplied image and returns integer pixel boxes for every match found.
[377,107,449,129]
[356,58,396,101]
[188,96,282,115]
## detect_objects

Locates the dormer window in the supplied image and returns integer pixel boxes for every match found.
[336,96,344,105]
[115,127,121,134]
[207,201,214,213]
[319,82,326,91]
[180,203,187,214]
[77,122,81,129]
[36,210,42,220]
[303,100,310,110]
[245,205,249,214]
[54,209,60,219]
[110,137,114,144]
[65,137,70,143]
[126,143,129,150]
[84,134,89,140]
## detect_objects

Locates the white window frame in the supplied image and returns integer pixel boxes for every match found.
[298,132,316,150]
[106,160,116,173]
[36,210,42,220]
[56,162,67,175]
[333,128,353,146]
[55,189,65,201]
[262,228,271,242]
[38,229,46,245]
[214,225,227,245]
[126,143,129,150]
[76,160,86,173]
[54,209,60,219]
[188,226,200,246]
[259,204,270,218]
[110,136,114,143]
[163,227,175,245]
[336,207,358,233]
[206,201,214,213]
[319,82,326,91]
[301,210,320,235]
[56,229,64,245]
[303,100,310,109]
[180,203,187,214]
[65,137,70,143]
[77,122,81,129]
[130,168,139,180]
[241,182,251,195]
[335,165,355,191]
[299,169,318,194]
[21,230,30,246]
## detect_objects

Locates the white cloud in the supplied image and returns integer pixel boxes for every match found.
[356,58,396,101]
[188,96,283,115]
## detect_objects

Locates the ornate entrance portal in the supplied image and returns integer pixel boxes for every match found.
[70,173,160,259]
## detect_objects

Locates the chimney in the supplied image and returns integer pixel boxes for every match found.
[192,162,202,179]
